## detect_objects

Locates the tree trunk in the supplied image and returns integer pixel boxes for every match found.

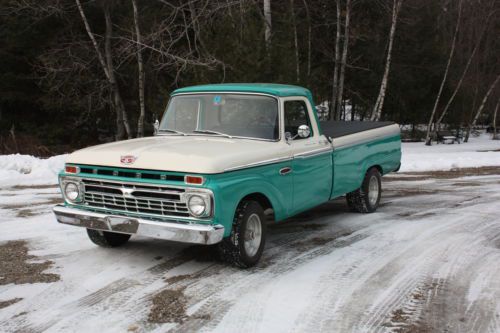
[351,95,355,121]
[330,0,341,120]
[302,0,311,81]
[132,0,146,138]
[371,0,402,121]
[103,2,131,140]
[464,74,500,142]
[75,0,131,140]
[433,12,492,140]
[335,0,351,121]
[75,0,109,80]
[493,98,499,140]
[424,0,462,145]
[264,0,272,55]
[290,0,300,82]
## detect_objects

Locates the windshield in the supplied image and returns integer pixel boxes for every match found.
[159,94,279,140]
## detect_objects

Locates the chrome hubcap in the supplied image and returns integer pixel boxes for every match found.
[368,176,379,206]
[244,214,262,257]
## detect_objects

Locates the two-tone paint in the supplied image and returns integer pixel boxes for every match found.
[56,84,401,240]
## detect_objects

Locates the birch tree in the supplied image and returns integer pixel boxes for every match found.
[424,0,462,145]
[370,0,403,121]
[335,0,351,121]
[264,0,272,56]
[132,0,146,138]
[302,0,311,81]
[432,7,494,139]
[464,74,499,142]
[290,0,300,82]
[75,0,131,139]
[493,98,499,140]
[330,0,341,120]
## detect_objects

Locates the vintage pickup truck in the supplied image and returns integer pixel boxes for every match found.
[53,84,401,267]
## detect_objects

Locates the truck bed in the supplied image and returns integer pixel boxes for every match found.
[320,121,395,139]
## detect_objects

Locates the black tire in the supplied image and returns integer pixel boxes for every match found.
[217,201,267,268]
[346,168,382,213]
[86,229,131,247]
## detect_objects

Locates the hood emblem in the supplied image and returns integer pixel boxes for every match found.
[120,155,137,165]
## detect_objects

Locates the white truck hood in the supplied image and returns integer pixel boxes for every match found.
[66,136,290,174]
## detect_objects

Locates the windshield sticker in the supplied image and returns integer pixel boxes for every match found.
[213,95,223,106]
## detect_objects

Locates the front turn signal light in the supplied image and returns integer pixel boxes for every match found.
[65,165,80,174]
[185,175,204,185]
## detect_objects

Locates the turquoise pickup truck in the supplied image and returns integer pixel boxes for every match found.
[53,84,401,267]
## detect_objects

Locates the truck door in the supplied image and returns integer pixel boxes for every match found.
[283,97,333,214]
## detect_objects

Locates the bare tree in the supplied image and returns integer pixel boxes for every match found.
[493,98,499,140]
[290,0,300,82]
[330,0,341,120]
[464,73,499,142]
[371,0,403,121]
[75,0,131,139]
[433,7,494,139]
[424,0,462,145]
[264,0,272,56]
[132,0,146,138]
[302,0,311,80]
[335,0,351,121]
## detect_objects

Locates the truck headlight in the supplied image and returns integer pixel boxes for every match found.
[65,182,80,201]
[61,178,84,203]
[186,192,212,218]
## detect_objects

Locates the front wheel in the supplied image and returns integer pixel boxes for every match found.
[346,167,382,213]
[87,229,131,247]
[218,201,267,268]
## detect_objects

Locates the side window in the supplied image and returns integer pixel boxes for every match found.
[284,100,312,139]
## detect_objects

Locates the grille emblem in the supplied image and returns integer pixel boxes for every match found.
[121,188,134,197]
[120,155,137,165]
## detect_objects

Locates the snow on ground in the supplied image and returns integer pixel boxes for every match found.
[0,154,67,187]
[0,170,499,332]
[0,133,499,332]
[400,133,500,172]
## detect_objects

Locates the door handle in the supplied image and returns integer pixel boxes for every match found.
[279,167,292,175]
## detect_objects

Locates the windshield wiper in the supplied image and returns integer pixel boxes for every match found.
[158,129,186,135]
[193,130,232,138]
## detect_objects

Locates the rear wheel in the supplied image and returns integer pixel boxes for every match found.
[87,229,131,247]
[346,168,382,213]
[218,201,267,268]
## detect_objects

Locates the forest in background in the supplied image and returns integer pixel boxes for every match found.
[0,0,499,156]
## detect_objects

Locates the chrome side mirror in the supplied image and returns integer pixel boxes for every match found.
[297,124,311,138]
[286,125,311,144]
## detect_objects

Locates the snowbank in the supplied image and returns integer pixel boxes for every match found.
[0,154,67,187]
[400,133,500,172]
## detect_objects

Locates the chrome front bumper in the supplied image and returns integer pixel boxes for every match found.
[53,205,224,245]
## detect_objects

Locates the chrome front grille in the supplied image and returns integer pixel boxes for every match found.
[82,179,190,218]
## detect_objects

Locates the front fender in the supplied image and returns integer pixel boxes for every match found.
[206,162,292,237]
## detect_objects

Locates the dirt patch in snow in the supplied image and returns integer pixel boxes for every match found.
[385,166,500,181]
[384,188,444,198]
[0,240,60,285]
[148,287,188,323]
[11,184,58,190]
[164,274,192,285]
[0,298,22,309]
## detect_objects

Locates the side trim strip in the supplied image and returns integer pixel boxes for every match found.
[294,147,333,159]
[223,156,293,172]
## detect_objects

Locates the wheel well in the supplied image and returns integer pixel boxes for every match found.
[241,192,274,213]
[369,165,383,175]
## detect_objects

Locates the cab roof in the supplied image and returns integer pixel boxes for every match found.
[172,83,315,104]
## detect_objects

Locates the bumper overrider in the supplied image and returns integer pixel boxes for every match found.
[53,205,224,245]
